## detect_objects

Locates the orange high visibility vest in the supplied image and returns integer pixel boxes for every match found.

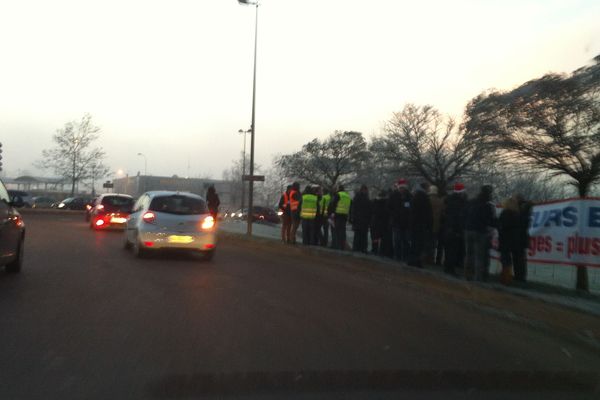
[289,190,300,212]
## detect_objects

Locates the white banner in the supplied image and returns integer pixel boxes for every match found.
[492,198,600,268]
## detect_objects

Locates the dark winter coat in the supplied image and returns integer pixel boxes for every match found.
[206,190,220,215]
[498,209,522,252]
[387,190,412,229]
[465,198,496,233]
[518,200,533,249]
[410,189,432,233]
[349,192,372,231]
[370,198,389,240]
[443,193,468,235]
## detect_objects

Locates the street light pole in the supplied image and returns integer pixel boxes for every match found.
[137,153,147,176]
[238,129,250,211]
[239,0,259,236]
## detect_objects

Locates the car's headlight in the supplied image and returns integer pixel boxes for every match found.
[58,203,65,208]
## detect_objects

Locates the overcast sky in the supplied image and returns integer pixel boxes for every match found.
[1,0,599,180]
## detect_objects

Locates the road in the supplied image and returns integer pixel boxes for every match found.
[1,211,599,399]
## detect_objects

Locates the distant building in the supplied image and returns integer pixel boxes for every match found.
[112,175,234,208]
[2,176,66,192]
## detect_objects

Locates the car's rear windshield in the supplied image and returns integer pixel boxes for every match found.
[102,196,133,207]
[102,195,134,212]
[149,195,207,215]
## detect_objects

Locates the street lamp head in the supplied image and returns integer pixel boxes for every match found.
[238,0,258,5]
[137,152,143,156]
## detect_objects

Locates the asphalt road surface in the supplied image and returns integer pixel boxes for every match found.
[1,212,599,399]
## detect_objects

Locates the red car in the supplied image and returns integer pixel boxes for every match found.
[89,194,134,230]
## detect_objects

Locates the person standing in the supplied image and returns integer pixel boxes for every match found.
[370,190,390,255]
[328,184,351,250]
[278,185,292,244]
[350,185,371,253]
[409,182,433,268]
[464,185,496,281]
[427,185,445,265]
[300,186,319,245]
[498,196,521,285]
[288,182,302,244]
[387,179,412,262]
[513,194,532,282]
[320,189,331,247]
[442,183,468,276]
[206,185,220,221]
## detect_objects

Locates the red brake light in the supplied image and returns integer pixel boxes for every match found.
[201,216,215,230]
[142,212,155,223]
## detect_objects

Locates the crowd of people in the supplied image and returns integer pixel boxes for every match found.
[277,179,533,284]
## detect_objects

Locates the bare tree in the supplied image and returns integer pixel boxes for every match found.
[276,130,368,190]
[464,55,600,292]
[373,104,487,194]
[37,114,109,196]
[464,56,600,197]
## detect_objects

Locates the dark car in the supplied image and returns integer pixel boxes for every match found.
[55,197,93,211]
[7,190,33,208]
[251,206,280,224]
[1,180,26,273]
[31,196,56,208]
[88,194,134,230]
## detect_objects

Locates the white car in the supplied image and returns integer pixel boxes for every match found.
[124,191,217,260]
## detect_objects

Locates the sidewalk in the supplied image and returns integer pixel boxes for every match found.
[219,220,600,317]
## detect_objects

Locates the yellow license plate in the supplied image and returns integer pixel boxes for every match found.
[168,235,194,244]
[110,217,127,224]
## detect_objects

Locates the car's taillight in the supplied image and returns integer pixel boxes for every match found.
[201,216,215,230]
[86,204,92,211]
[97,204,104,211]
[142,212,155,223]
[95,219,105,227]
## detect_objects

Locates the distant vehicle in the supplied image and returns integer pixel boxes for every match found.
[54,197,93,211]
[7,190,33,208]
[1,180,26,273]
[31,196,55,208]
[88,194,134,230]
[228,206,280,224]
[251,206,280,224]
[124,191,216,260]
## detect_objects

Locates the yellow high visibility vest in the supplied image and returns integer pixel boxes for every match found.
[300,194,318,219]
[335,191,351,215]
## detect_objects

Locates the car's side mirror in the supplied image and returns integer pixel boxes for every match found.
[10,195,24,208]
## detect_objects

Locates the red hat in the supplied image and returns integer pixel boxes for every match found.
[454,182,465,193]
[396,178,408,188]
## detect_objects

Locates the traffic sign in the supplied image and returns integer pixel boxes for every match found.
[242,175,265,182]
[102,181,114,188]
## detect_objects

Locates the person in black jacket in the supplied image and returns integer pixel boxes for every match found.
[206,186,220,220]
[464,185,496,281]
[498,196,521,284]
[409,182,433,268]
[513,194,533,282]
[350,185,371,253]
[442,183,468,276]
[370,190,390,256]
[387,179,412,262]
